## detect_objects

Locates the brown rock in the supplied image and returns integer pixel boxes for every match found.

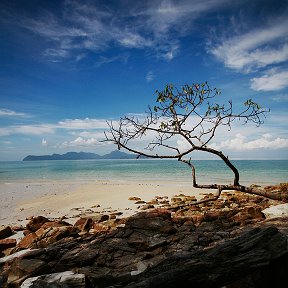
[17,226,79,249]
[91,223,110,233]
[17,232,38,249]
[41,220,71,230]
[26,216,50,232]
[0,226,13,239]
[126,209,175,234]
[129,196,142,201]
[74,217,93,231]
[11,226,24,232]
[98,214,110,222]
[203,210,223,222]
[0,238,17,251]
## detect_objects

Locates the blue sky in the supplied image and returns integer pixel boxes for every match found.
[0,0,288,161]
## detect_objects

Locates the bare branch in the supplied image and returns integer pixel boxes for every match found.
[104,82,286,202]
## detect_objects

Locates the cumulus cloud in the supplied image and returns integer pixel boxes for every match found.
[210,133,288,151]
[250,69,288,91]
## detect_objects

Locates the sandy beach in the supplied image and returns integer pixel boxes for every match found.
[0,180,208,227]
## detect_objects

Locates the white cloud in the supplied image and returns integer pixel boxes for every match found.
[117,32,152,48]
[0,108,30,118]
[210,133,288,151]
[146,71,155,82]
[209,19,288,72]
[0,118,108,136]
[16,0,229,62]
[58,118,108,129]
[250,69,288,91]
[60,137,100,148]
[271,94,288,102]
[0,125,55,136]
[70,130,106,138]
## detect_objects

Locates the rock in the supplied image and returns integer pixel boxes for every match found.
[125,226,288,288]
[262,203,288,219]
[0,249,39,264]
[6,258,49,287]
[0,226,13,239]
[131,261,149,276]
[91,223,109,233]
[18,232,38,249]
[26,216,50,232]
[74,217,93,232]
[129,197,142,201]
[0,190,287,288]
[0,238,17,251]
[41,220,71,230]
[17,226,79,249]
[12,226,25,232]
[126,209,175,234]
[20,271,86,288]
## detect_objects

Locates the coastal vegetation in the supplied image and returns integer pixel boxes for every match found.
[106,82,288,202]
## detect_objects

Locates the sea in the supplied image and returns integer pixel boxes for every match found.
[0,159,287,187]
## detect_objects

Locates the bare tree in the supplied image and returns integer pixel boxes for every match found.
[105,83,287,203]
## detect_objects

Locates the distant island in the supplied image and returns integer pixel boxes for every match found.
[23,150,137,161]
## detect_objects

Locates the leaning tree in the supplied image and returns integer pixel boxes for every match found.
[105,82,287,203]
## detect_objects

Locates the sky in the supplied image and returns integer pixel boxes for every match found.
[0,0,288,161]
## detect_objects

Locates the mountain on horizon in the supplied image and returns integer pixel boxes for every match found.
[22,150,137,161]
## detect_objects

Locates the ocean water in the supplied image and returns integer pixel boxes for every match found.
[0,159,287,186]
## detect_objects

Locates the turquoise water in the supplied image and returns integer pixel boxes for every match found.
[0,159,287,186]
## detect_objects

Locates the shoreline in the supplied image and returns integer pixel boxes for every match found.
[0,179,208,227]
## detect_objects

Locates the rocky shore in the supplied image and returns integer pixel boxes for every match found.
[0,184,288,287]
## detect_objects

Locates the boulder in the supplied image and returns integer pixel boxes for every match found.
[262,203,288,219]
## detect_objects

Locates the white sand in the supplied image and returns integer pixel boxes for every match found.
[0,179,211,227]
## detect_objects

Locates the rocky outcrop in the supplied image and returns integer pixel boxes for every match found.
[0,188,287,287]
